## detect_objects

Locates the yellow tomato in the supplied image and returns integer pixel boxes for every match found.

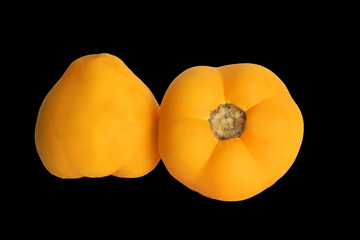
[35,53,160,178]
[158,63,303,201]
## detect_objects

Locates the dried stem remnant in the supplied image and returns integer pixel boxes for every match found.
[208,103,246,141]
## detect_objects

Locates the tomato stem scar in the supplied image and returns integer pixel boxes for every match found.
[208,103,246,141]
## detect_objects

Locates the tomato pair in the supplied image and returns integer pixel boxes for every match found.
[35,53,303,201]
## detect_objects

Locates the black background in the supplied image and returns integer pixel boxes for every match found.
[6,5,337,235]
